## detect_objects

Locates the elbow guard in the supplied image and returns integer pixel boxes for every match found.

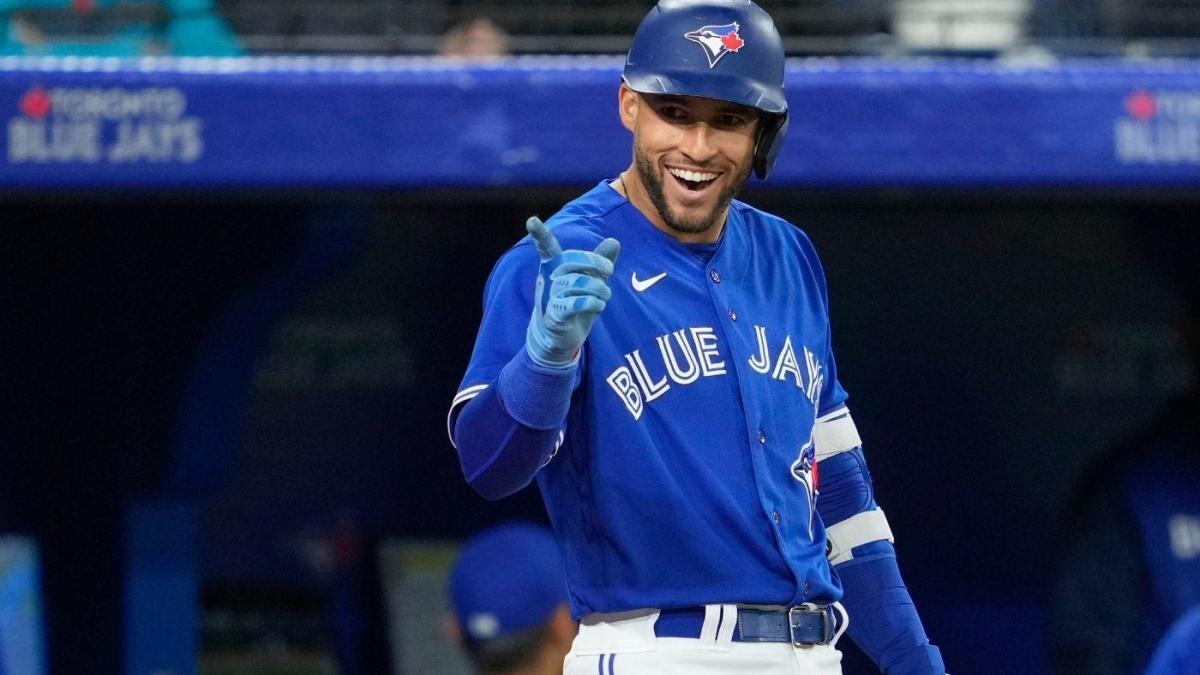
[812,411,942,674]
[813,410,894,565]
[817,447,896,565]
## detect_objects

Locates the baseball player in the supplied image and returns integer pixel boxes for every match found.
[448,1,945,672]
[448,522,577,675]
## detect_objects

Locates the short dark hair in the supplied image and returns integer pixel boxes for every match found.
[462,621,552,675]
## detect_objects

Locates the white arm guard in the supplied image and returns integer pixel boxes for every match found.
[813,407,863,460]
[826,507,894,566]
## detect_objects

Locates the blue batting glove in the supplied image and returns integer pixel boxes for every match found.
[525,216,620,369]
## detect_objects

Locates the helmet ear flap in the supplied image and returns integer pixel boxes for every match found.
[753,111,789,179]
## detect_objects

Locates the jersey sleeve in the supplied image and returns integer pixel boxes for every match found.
[798,231,849,417]
[450,227,599,499]
[451,221,599,429]
[449,241,571,438]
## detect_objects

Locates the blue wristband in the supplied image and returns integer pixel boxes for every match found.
[496,348,578,430]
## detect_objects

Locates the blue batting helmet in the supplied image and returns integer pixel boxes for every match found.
[622,0,789,179]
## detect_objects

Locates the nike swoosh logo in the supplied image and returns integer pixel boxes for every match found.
[631,271,668,292]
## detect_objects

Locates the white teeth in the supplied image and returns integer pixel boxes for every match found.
[668,168,718,183]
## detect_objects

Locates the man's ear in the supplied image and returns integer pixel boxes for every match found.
[618,82,639,133]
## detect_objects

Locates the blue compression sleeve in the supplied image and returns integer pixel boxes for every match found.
[817,449,944,674]
[836,549,944,674]
[816,447,875,524]
[453,349,575,500]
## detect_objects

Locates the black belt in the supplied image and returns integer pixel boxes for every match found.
[654,605,838,645]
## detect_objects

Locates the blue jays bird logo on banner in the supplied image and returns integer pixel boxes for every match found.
[684,22,745,68]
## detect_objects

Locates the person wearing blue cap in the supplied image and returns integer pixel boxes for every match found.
[448,522,577,675]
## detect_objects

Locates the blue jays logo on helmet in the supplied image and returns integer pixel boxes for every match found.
[624,1,788,177]
[684,22,745,68]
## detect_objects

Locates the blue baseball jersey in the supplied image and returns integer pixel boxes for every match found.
[452,180,853,617]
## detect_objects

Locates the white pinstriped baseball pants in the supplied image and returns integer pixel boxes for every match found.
[563,607,844,675]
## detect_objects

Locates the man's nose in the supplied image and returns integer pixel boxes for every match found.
[678,123,717,165]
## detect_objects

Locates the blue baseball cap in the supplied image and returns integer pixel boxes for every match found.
[449,522,569,641]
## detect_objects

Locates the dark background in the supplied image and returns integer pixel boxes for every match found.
[1,187,1195,673]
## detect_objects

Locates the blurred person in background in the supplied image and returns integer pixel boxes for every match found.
[1050,212,1200,675]
[439,16,510,59]
[0,0,240,56]
[1146,604,1200,675]
[448,522,576,675]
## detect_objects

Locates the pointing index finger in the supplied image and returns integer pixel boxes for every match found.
[526,216,563,260]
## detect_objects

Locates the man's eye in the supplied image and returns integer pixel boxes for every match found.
[718,115,747,127]
[660,106,686,119]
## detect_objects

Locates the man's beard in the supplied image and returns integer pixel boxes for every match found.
[634,140,751,237]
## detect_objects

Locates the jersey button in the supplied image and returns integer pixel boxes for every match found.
[772,511,781,523]
[709,269,721,283]
[758,430,767,445]
[728,308,737,321]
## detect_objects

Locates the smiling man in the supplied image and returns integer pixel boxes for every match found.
[626,93,756,240]
[448,2,945,674]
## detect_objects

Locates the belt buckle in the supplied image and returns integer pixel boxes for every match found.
[787,604,832,646]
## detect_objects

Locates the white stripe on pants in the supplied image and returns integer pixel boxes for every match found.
[563,607,844,675]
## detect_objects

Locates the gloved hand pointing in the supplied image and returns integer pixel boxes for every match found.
[525,216,620,369]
